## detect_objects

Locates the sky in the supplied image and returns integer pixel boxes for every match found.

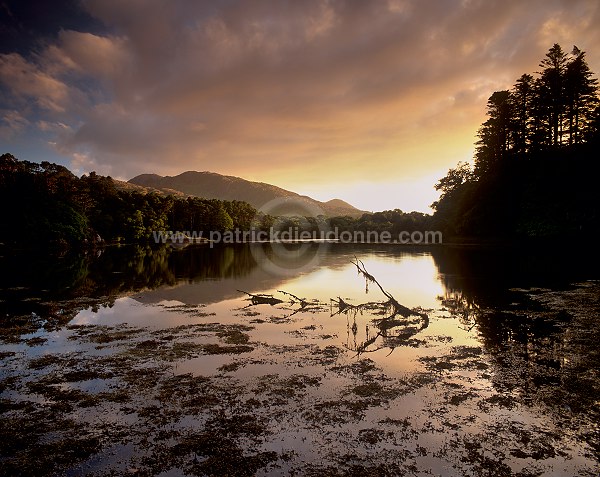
[1,0,599,212]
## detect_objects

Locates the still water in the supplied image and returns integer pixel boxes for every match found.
[0,243,598,475]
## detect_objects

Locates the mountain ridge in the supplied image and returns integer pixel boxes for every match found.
[128,171,366,218]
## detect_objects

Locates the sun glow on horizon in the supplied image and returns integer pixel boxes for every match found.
[1,1,598,212]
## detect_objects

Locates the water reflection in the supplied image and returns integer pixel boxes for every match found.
[431,244,598,345]
[431,244,599,304]
[330,259,430,356]
[0,244,256,314]
[2,242,597,350]
[339,305,431,357]
[0,244,600,462]
[432,245,599,436]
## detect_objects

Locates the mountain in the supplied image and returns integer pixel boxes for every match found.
[112,178,186,197]
[128,171,366,217]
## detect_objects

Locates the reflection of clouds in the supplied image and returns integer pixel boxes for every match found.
[72,247,451,358]
[259,247,445,313]
[349,254,445,309]
[108,246,447,327]
[69,298,124,325]
[70,297,201,329]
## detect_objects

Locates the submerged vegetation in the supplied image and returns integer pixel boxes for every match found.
[0,246,598,475]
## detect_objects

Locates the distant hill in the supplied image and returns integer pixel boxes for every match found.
[128,171,366,217]
[112,178,186,197]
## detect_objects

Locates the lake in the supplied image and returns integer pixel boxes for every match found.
[0,242,598,476]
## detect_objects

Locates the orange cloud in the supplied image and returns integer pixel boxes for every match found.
[1,0,599,211]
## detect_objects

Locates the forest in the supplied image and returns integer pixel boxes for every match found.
[432,43,600,240]
[0,151,438,249]
[0,153,257,250]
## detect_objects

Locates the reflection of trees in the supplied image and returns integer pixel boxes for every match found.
[0,244,260,332]
[169,244,257,281]
[431,246,570,352]
[429,245,580,349]
[431,245,600,442]
[438,289,481,331]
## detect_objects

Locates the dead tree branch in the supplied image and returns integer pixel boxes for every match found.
[350,257,426,319]
[277,290,308,308]
[237,290,283,306]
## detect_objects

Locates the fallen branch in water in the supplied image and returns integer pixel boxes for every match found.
[350,257,427,319]
[238,289,326,316]
[334,258,430,356]
[237,290,283,306]
[330,297,354,315]
[242,259,430,356]
[277,290,308,308]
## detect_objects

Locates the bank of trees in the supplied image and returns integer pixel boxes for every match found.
[0,153,437,249]
[433,44,600,239]
[472,44,598,176]
[0,154,257,249]
[329,210,432,236]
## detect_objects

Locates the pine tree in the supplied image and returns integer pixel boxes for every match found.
[564,46,599,145]
[474,90,512,176]
[511,74,535,154]
[537,44,569,146]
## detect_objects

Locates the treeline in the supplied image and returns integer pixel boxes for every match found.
[330,210,432,235]
[264,210,432,237]
[433,44,600,240]
[1,152,437,250]
[0,153,257,249]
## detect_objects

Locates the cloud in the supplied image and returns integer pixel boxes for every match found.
[0,109,30,139]
[1,0,599,209]
[0,53,70,112]
[46,30,130,79]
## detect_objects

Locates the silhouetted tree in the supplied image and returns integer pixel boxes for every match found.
[511,74,535,155]
[474,91,512,176]
[564,46,599,145]
[537,43,568,146]
[432,43,600,240]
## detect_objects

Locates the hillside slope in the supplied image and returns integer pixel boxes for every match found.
[129,171,366,217]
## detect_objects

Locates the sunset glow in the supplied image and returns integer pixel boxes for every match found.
[1,0,599,211]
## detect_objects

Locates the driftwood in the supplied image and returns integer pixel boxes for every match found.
[238,289,326,317]
[277,290,309,308]
[351,257,427,319]
[237,290,283,306]
[240,259,429,356]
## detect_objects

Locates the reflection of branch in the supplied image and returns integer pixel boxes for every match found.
[344,314,385,356]
[241,259,431,357]
[351,257,426,319]
[333,259,431,357]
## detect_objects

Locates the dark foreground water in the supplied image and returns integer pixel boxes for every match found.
[0,243,598,476]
